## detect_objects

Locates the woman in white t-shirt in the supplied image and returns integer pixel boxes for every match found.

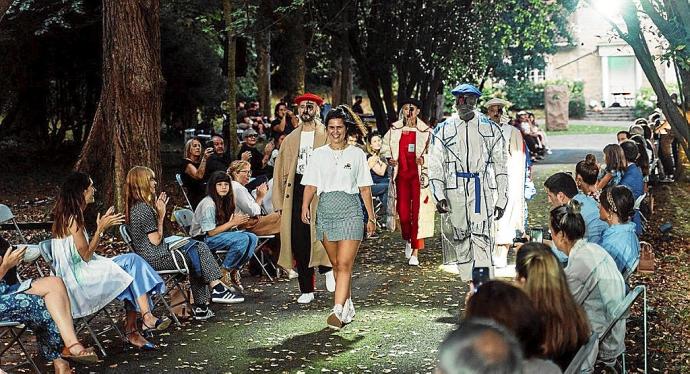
[301,105,375,329]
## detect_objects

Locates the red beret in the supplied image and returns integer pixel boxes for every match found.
[295,92,324,106]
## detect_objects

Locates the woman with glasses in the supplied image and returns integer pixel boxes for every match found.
[301,105,375,329]
[228,160,281,236]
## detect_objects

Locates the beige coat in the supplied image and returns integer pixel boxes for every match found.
[380,119,436,238]
[272,123,331,270]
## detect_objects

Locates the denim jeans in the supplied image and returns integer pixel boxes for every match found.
[204,231,257,270]
[370,182,389,215]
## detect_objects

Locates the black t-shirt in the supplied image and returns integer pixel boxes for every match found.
[271,114,295,137]
[205,152,232,180]
[181,159,206,208]
[237,144,266,176]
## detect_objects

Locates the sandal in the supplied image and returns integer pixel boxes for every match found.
[141,312,171,337]
[125,329,156,351]
[61,342,98,364]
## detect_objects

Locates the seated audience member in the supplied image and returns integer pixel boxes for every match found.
[237,128,274,178]
[528,112,550,154]
[51,172,169,350]
[228,161,281,235]
[629,134,651,181]
[182,138,213,209]
[549,201,626,366]
[437,318,523,374]
[190,171,258,292]
[600,186,640,274]
[619,140,644,234]
[205,135,233,179]
[616,130,630,144]
[268,133,286,167]
[245,101,266,137]
[365,133,389,218]
[125,166,244,321]
[271,102,297,138]
[514,110,544,159]
[544,172,608,246]
[465,280,562,373]
[0,238,97,372]
[595,144,626,190]
[576,154,601,201]
[515,243,592,371]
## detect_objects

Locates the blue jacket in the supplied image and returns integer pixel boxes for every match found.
[601,222,640,274]
[573,193,608,245]
[619,164,644,235]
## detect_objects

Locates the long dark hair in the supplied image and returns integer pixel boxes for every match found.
[52,171,91,238]
[629,135,650,176]
[549,200,585,242]
[600,185,635,223]
[206,171,235,224]
[325,105,368,139]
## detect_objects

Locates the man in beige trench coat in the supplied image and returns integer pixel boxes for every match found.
[272,93,335,304]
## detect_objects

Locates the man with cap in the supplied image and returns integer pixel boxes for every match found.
[380,98,436,266]
[428,84,508,281]
[484,98,527,268]
[272,92,335,304]
[237,128,274,179]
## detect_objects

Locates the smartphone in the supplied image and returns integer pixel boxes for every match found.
[472,267,491,290]
[529,228,544,243]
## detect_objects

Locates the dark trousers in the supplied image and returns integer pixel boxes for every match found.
[291,174,330,293]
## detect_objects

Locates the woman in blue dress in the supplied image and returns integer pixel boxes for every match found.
[599,185,640,274]
[51,172,169,350]
[0,237,97,373]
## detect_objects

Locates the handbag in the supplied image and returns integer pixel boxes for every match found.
[638,241,655,273]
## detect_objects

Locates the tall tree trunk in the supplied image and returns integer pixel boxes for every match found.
[332,33,352,106]
[223,0,238,156]
[256,29,271,118]
[618,2,689,165]
[256,0,272,118]
[75,0,164,211]
[283,9,306,103]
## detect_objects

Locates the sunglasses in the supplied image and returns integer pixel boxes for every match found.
[456,96,478,105]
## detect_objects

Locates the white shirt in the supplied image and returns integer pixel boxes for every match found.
[231,180,262,216]
[301,144,373,195]
[296,130,315,175]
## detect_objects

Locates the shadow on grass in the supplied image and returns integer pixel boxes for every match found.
[247,327,365,371]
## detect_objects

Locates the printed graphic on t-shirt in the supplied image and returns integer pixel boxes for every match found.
[296,144,313,174]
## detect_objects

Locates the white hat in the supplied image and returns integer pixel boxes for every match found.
[483,97,511,108]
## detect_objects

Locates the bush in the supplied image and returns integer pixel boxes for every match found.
[634,87,657,119]
[569,94,586,119]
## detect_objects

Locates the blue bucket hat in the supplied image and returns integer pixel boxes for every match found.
[451,83,482,97]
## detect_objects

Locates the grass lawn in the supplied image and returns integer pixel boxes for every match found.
[546,123,625,136]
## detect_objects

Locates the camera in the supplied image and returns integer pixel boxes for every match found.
[472,267,491,290]
[206,139,215,149]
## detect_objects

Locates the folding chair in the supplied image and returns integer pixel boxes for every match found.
[600,284,647,373]
[38,240,126,357]
[564,332,599,374]
[633,193,648,232]
[173,208,194,235]
[119,225,192,326]
[622,257,640,282]
[175,174,193,209]
[0,204,43,276]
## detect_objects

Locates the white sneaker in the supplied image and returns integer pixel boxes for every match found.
[341,298,355,324]
[405,242,412,259]
[287,269,299,279]
[327,304,344,329]
[297,292,314,304]
[408,255,419,266]
[324,270,336,292]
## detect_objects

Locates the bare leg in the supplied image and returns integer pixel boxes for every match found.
[25,277,80,349]
[134,293,159,327]
[53,358,71,373]
[411,249,419,257]
[333,240,360,306]
[125,309,151,347]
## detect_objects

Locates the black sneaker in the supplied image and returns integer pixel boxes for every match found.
[193,306,215,320]
[211,287,245,304]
